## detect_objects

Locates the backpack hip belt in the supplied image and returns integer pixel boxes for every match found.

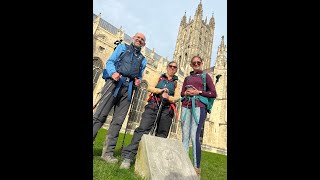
[112,76,135,102]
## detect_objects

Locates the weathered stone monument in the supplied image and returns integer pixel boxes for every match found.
[135,134,198,180]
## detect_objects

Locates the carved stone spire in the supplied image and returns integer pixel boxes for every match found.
[180,11,187,26]
[93,13,101,35]
[194,0,203,19]
[216,36,227,68]
[209,12,215,27]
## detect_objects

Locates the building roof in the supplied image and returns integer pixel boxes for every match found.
[93,13,163,63]
[93,13,131,42]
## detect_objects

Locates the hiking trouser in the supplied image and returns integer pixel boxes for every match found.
[93,79,131,156]
[181,107,206,168]
[93,79,116,141]
[122,103,173,160]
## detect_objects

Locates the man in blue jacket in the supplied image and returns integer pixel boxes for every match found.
[93,32,147,164]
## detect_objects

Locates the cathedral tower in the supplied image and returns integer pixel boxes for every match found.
[203,35,227,152]
[173,0,215,76]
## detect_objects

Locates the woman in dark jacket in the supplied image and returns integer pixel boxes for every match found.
[180,56,217,178]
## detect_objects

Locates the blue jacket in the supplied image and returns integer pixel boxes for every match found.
[106,43,147,80]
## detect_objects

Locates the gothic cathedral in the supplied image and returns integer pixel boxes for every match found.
[93,1,227,155]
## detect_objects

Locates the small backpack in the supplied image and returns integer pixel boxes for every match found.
[155,75,177,95]
[102,44,144,80]
[200,73,215,114]
[183,72,215,114]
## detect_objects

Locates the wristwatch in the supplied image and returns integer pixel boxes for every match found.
[199,91,202,95]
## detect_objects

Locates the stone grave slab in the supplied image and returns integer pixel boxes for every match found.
[135,134,198,180]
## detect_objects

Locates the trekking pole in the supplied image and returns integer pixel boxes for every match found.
[149,84,168,136]
[167,118,174,139]
[120,88,136,150]
[93,80,113,110]
[149,97,163,136]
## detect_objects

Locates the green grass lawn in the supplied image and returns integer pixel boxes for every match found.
[93,128,227,180]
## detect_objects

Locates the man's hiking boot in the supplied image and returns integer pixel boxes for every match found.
[120,158,132,169]
[101,155,118,164]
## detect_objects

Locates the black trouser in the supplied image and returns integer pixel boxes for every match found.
[93,79,131,157]
[121,103,174,160]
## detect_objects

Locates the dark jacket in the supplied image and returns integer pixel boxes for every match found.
[181,70,216,108]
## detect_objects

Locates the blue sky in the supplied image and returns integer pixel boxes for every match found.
[93,0,227,67]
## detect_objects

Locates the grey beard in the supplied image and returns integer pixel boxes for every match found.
[131,43,141,52]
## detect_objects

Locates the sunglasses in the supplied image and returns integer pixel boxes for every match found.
[191,61,202,66]
[168,65,178,69]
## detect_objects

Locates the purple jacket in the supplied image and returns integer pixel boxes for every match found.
[181,70,217,108]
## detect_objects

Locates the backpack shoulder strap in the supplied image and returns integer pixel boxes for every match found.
[202,72,207,91]
[151,75,164,94]
[174,80,177,89]
[102,44,131,80]
[158,75,164,83]
[140,53,145,61]
[117,44,131,61]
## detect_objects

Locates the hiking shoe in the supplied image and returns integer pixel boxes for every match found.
[194,167,201,179]
[120,158,132,169]
[101,155,118,164]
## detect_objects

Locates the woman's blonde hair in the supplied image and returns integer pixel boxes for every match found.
[190,56,203,62]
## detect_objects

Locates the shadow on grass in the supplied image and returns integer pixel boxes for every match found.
[94,148,123,156]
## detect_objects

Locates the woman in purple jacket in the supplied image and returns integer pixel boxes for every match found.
[180,56,217,178]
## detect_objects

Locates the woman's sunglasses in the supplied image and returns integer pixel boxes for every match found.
[191,61,202,66]
[168,65,177,69]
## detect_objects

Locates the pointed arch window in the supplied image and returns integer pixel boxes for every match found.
[185,53,188,68]
[93,58,103,91]
[215,74,222,84]
[127,80,149,130]
[170,101,181,134]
